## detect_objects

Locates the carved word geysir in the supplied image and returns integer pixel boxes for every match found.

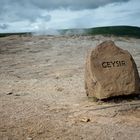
[102,60,126,68]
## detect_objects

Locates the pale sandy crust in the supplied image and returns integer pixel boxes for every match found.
[0,35,140,140]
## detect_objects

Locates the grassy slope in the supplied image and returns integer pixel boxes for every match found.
[0,32,32,38]
[60,26,140,38]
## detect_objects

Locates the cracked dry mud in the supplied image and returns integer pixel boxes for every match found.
[0,35,140,140]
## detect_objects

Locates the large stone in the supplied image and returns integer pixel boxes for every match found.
[85,40,140,99]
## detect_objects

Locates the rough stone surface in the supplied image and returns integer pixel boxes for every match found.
[85,40,140,99]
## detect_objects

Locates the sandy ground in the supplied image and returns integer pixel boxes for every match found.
[0,35,140,140]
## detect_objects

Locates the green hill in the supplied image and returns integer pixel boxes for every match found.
[60,26,140,38]
[0,26,140,38]
[0,32,32,38]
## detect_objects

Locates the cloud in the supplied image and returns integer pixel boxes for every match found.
[0,0,129,11]
[0,2,51,23]
[29,0,129,10]
[0,0,139,33]
[0,24,9,30]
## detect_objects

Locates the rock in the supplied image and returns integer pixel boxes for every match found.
[56,87,64,92]
[80,117,91,122]
[27,137,33,140]
[7,92,13,95]
[14,94,20,96]
[85,40,140,99]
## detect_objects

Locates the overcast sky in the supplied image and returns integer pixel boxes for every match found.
[0,0,140,33]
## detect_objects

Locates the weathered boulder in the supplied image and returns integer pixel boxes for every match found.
[85,40,140,99]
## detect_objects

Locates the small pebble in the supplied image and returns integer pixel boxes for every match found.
[56,87,64,92]
[14,94,20,96]
[27,137,33,140]
[7,92,13,95]
[80,118,91,122]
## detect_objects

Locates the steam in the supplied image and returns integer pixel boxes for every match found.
[33,28,60,35]
[33,28,86,36]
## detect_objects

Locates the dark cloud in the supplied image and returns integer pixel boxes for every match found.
[0,24,9,30]
[0,1,51,23]
[0,0,129,22]
[0,0,129,23]
[0,0,129,11]
[13,8,51,22]
[30,0,129,10]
